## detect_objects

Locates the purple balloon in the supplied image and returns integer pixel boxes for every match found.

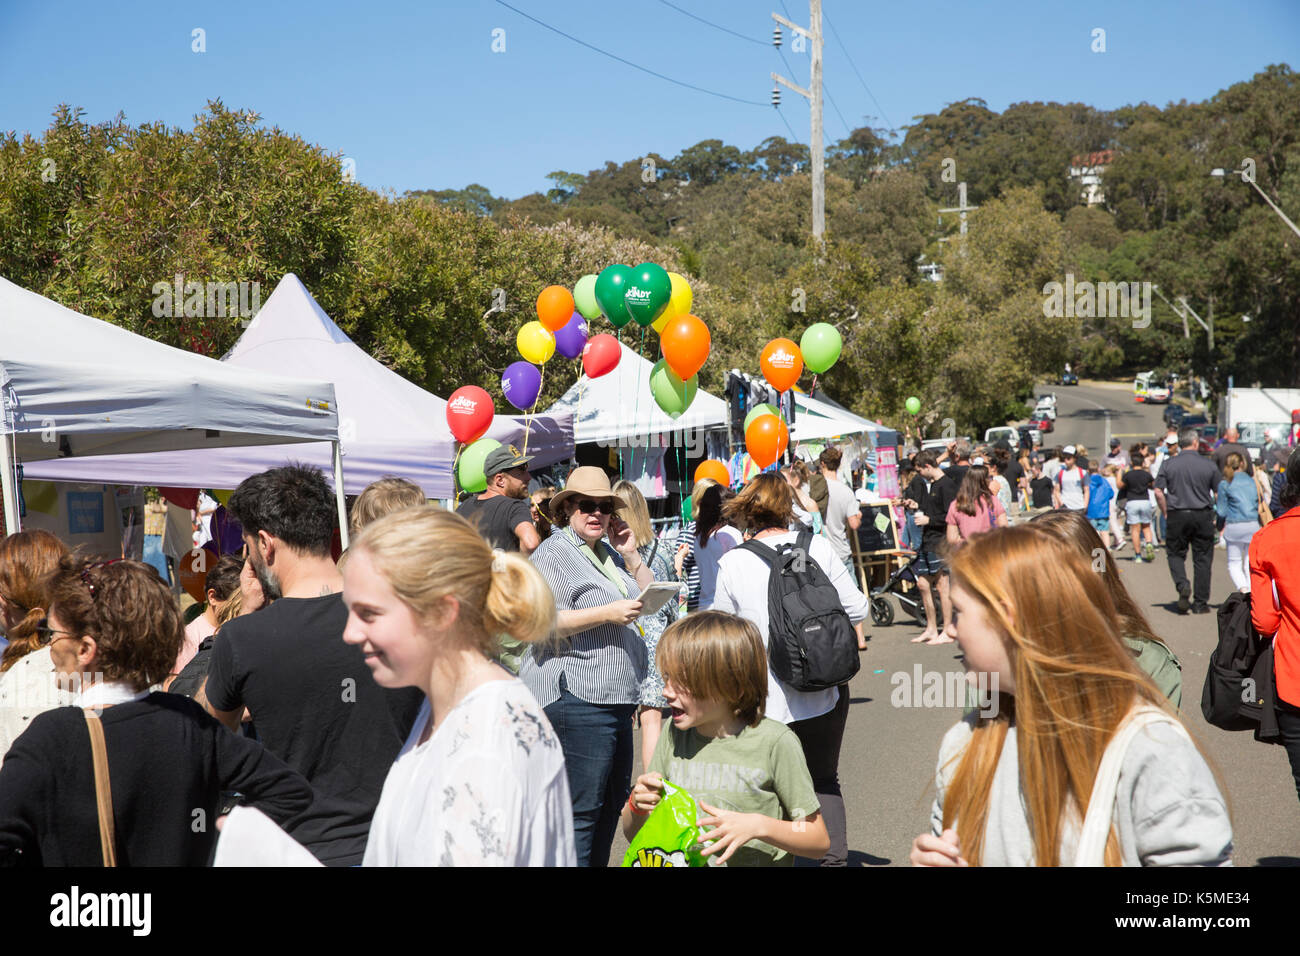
[554,312,589,360]
[502,360,542,410]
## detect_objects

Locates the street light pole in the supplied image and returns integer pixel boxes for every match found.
[1210,167,1300,240]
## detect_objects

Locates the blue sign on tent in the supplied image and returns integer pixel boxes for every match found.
[67,492,104,535]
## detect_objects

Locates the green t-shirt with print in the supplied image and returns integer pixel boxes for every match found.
[647,716,820,867]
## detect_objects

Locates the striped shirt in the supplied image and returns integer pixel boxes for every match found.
[677,521,701,611]
[521,529,648,709]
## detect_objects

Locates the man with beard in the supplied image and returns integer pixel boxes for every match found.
[456,444,540,554]
[201,464,423,866]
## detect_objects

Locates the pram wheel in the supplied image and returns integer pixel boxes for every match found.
[869,596,894,627]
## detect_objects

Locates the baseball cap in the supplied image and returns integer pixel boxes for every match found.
[1063,444,1077,456]
[1109,437,1121,448]
[1164,434,1179,446]
[482,444,533,478]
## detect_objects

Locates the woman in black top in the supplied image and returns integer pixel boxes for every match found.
[0,556,311,866]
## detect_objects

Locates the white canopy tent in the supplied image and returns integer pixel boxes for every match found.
[793,391,898,445]
[544,341,727,445]
[0,276,346,539]
[25,274,575,501]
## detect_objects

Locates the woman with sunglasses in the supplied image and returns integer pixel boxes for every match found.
[0,530,71,767]
[0,555,312,865]
[520,466,654,867]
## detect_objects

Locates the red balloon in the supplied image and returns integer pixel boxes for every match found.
[745,414,789,469]
[760,338,803,393]
[446,385,494,444]
[582,333,621,379]
[537,285,575,333]
[660,314,711,382]
[694,459,730,487]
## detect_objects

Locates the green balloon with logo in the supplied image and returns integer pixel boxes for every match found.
[649,359,697,419]
[457,437,500,493]
[743,403,781,432]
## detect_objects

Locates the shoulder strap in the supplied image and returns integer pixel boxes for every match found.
[1072,706,1188,866]
[739,537,780,569]
[83,709,117,867]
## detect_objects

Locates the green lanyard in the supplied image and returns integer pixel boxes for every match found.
[567,527,629,598]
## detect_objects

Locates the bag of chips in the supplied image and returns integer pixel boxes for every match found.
[622,780,709,868]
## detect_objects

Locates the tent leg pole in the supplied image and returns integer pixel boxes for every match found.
[333,441,349,551]
[0,428,19,536]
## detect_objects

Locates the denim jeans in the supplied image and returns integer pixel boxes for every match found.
[543,674,636,867]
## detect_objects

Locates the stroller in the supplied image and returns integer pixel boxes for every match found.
[868,551,945,628]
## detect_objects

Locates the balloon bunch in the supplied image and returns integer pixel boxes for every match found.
[578,263,706,420]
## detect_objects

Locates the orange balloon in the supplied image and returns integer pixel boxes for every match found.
[536,285,575,332]
[745,414,789,469]
[660,314,711,381]
[693,459,730,487]
[760,338,803,393]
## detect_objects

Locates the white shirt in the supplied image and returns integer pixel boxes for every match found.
[711,532,869,724]
[214,678,575,867]
[0,647,73,768]
[693,525,742,610]
[1043,459,1064,484]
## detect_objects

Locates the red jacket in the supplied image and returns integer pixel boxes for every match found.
[1250,506,1300,707]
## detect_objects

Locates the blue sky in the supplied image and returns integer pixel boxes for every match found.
[1,0,1295,199]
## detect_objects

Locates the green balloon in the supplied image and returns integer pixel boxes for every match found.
[573,274,601,320]
[649,359,697,419]
[744,402,781,432]
[905,396,921,416]
[457,437,500,494]
[624,262,672,328]
[595,265,633,328]
[800,323,843,374]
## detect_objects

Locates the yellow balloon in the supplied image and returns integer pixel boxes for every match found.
[517,321,556,364]
[653,272,693,333]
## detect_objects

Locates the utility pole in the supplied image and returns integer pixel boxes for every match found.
[771,1,824,241]
[938,182,979,237]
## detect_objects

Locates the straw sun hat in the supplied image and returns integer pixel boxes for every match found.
[547,466,627,522]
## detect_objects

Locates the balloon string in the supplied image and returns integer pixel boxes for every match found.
[523,362,545,457]
[451,442,463,498]
[810,373,818,397]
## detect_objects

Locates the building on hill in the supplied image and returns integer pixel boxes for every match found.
[1068,150,1117,206]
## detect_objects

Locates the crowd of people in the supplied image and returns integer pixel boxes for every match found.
[0,407,1296,867]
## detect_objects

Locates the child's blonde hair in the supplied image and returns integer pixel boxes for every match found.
[657,611,767,727]
[350,477,427,535]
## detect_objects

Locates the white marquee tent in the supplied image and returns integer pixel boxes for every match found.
[0,276,345,536]
[544,341,727,445]
[26,274,575,501]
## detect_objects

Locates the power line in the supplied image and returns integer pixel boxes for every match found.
[494,0,767,107]
[776,104,801,145]
[823,8,895,132]
[656,0,767,46]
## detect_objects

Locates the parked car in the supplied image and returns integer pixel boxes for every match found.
[984,426,1019,445]
[1029,413,1054,434]
[1162,404,1186,428]
[1060,371,1079,386]
[1033,400,1057,421]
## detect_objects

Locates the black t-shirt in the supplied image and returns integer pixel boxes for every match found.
[1119,469,1154,503]
[1001,458,1023,490]
[945,464,969,488]
[920,474,958,552]
[1030,476,1054,508]
[205,593,424,866]
[457,494,533,552]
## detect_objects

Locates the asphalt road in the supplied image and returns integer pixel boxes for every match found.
[610,381,1300,867]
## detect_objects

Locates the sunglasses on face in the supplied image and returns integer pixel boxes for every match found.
[575,499,615,515]
[35,617,77,646]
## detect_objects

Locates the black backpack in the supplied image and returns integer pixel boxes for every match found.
[740,529,860,691]
[1201,591,1279,741]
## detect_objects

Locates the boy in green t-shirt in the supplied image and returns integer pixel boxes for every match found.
[621,611,828,866]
